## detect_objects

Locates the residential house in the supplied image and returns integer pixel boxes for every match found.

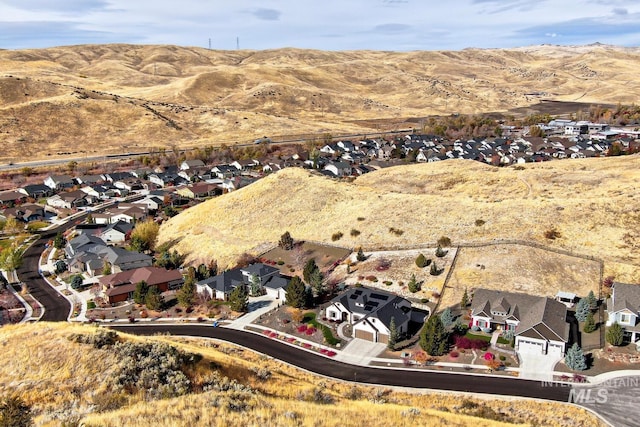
[100,221,134,243]
[175,182,221,199]
[197,262,289,301]
[325,287,412,344]
[470,289,569,356]
[1,203,45,222]
[44,174,74,191]
[46,190,90,209]
[18,184,53,199]
[230,159,259,171]
[211,164,239,179]
[323,161,352,177]
[100,266,183,303]
[606,282,640,345]
[0,191,27,208]
[75,175,105,185]
[180,159,205,170]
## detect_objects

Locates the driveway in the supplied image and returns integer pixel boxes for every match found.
[518,350,561,381]
[334,338,386,365]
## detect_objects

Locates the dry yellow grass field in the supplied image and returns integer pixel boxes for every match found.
[159,155,640,286]
[0,323,603,426]
[1,43,640,161]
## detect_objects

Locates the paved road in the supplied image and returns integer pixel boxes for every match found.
[110,324,571,402]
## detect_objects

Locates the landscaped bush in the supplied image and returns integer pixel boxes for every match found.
[483,352,494,360]
[305,327,317,335]
[499,355,506,361]
[449,351,459,358]
[277,260,285,265]
[375,258,391,271]
[350,229,361,237]
[331,232,344,241]
[383,281,393,286]
[297,324,308,333]
[87,300,96,309]
[420,298,429,303]
[365,275,377,282]
[454,336,489,350]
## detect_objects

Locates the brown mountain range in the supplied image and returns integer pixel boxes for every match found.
[1,43,639,162]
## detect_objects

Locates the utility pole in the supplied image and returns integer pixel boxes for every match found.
[209,38,211,50]
[236,36,240,50]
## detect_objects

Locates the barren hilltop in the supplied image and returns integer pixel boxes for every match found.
[158,155,640,283]
[1,43,639,161]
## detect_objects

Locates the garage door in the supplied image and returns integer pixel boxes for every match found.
[518,339,543,354]
[547,343,564,357]
[355,329,374,341]
[378,333,389,344]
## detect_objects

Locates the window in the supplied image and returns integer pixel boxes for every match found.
[620,313,631,324]
[329,311,336,319]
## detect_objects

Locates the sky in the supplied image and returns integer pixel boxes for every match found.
[1,0,639,51]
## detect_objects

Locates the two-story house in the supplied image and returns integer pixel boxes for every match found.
[606,282,640,345]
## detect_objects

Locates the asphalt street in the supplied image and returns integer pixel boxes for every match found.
[111,324,572,402]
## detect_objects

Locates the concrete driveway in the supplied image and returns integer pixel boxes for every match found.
[518,350,562,381]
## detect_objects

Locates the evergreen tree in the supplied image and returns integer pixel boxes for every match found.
[440,308,454,328]
[408,273,420,293]
[228,284,248,312]
[583,311,596,333]
[279,231,294,250]
[249,273,262,297]
[70,274,83,290]
[460,287,469,309]
[53,231,66,249]
[415,253,427,268]
[429,261,440,276]
[286,276,306,308]
[356,247,366,262]
[133,280,149,305]
[435,245,447,258]
[575,298,590,322]
[564,343,587,371]
[586,290,598,309]
[145,286,163,311]
[309,268,324,298]
[607,322,624,346]
[177,271,196,308]
[419,315,448,356]
[388,317,398,350]
[303,258,319,283]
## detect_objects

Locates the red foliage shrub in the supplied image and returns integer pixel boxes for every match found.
[454,336,489,350]
[305,327,317,335]
[449,351,459,358]
[297,324,308,333]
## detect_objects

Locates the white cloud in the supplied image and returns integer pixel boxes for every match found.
[0,0,639,50]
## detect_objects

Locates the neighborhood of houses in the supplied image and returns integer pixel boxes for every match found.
[0,122,639,384]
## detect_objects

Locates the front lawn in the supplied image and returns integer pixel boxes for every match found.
[302,312,341,346]
[465,332,491,342]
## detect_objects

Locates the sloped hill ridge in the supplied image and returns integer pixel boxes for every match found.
[1,43,639,161]
[158,155,640,281]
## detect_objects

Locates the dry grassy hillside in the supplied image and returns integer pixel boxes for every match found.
[0,323,601,426]
[1,43,639,161]
[159,155,640,282]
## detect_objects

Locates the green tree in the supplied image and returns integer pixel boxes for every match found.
[460,288,469,309]
[278,231,294,250]
[303,259,319,283]
[309,268,324,298]
[228,284,248,312]
[435,245,447,258]
[133,280,149,305]
[583,311,596,333]
[407,273,420,293]
[70,274,84,290]
[429,261,440,276]
[53,232,66,249]
[564,343,587,371]
[606,322,624,346]
[249,273,262,297]
[575,298,590,322]
[388,317,398,350]
[145,286,163,311]
[0,395,32,427]
[420,315,448,356]
[177,271,196,308]
[415,253,427,268]
[586,290,598,309]
[286,276,306,308]
[356,247,366,262]
[440,308,454,328]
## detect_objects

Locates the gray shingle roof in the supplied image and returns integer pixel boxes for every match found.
[610,282,640,314]
[332,287,410,329]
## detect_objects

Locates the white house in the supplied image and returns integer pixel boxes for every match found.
[606,282,640,345]
[325,287,412,344]
[470,289,569,356]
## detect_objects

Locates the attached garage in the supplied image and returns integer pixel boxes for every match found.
[355,329,374,341]
[547,342,565,357]
[378,333,389,344]
[517,338,544,354]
